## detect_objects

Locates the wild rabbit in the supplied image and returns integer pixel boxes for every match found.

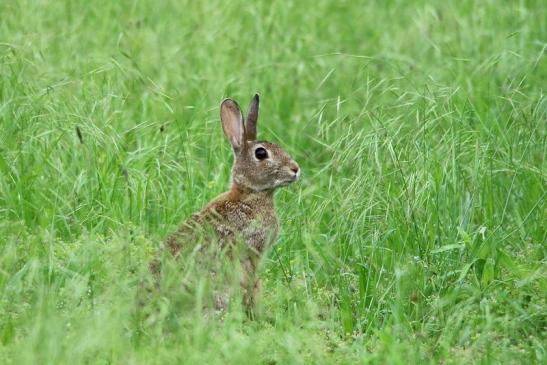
[158,94,300,315]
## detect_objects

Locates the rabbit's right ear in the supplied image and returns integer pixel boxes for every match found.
[245,94,259,141]
[220,99,245,153]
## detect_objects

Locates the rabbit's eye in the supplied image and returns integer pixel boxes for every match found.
[254,147,268,160]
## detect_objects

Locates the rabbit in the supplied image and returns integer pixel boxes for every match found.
[159,94,300,315]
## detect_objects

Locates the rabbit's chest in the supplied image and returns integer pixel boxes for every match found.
[242,212,279,252]
[216,202,279,253]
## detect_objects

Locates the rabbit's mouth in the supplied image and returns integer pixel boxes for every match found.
[277,173,300,187]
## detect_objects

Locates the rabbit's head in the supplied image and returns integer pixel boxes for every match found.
[220,94,300,192]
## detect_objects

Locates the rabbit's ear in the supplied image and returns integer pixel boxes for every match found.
[221,99,245,152]
[245,93,259,141]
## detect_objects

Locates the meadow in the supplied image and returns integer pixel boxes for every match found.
[0,0,545,363]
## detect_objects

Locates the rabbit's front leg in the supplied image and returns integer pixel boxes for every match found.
[242,276,261,318]
[240,256,261,317]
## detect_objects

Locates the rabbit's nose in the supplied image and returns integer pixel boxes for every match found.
[290,163,300,174]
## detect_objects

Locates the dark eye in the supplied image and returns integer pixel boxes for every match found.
[254,147,268,160]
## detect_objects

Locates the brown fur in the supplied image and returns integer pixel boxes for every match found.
[159,94,299,314]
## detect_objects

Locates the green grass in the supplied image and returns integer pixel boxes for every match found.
[1,0,546,363]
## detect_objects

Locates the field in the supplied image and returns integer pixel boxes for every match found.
[1,0,546,363]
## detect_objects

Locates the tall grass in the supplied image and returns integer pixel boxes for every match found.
[1,0,545,363]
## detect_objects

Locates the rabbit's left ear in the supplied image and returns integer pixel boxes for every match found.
[245,93,259,141]
[221,99,245,153]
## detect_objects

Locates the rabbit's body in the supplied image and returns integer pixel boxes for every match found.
[159,95,299,313]
[166,187,278,256]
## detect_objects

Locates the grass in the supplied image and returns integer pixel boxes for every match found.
[0,0,545,363]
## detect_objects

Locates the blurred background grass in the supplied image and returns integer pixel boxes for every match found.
[0,0,545,364]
